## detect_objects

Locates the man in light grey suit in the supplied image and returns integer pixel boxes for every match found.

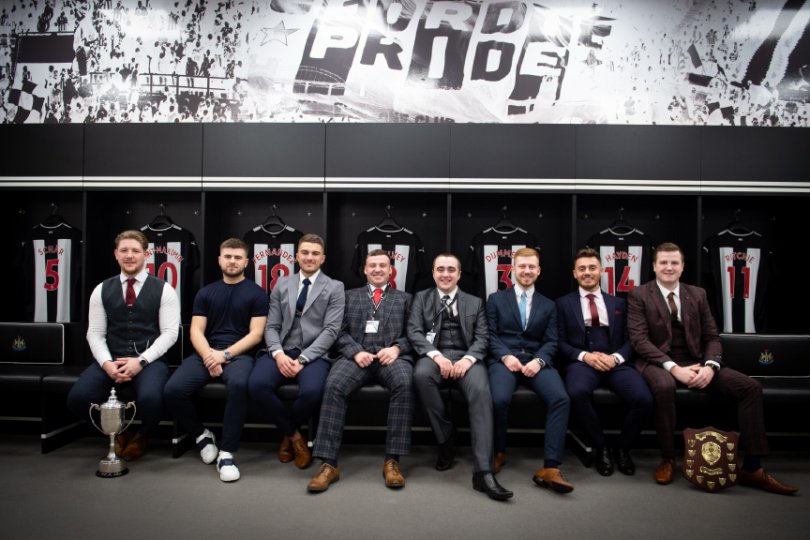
[248,233,345,469]
[408,253,513,501]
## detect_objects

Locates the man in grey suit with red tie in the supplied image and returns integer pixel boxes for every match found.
[307,249,414,493]
[556,248,651,477]
[487,247,573,494]
[249,233,345,470]
[409,253,512,501]
[628,242,796,494]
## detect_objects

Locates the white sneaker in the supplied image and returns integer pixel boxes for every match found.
[195,429,218,465]
[217,451,240,482]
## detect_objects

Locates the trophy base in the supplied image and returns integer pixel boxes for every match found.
[96,458,129,478]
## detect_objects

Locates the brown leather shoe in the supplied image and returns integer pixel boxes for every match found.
[494,452,506,474]
[383,459,405,489]
[655,458,675,485]
[278,436,294,463]
[532,468,574,494]
[738,468,799,495]
[307,463,340,493]
[292,436,312,469]
[121,433,147,461]
[114,432,133,457]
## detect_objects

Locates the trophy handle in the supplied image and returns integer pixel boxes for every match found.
[120,402,137,434]
[88,403,103,434]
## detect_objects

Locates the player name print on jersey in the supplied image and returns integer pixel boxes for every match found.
[467,227,540,299]
[352,227,426,293]
[141,222,200,320]
[244,225,303,293]
[588,228,653,298]
[703,229,770,333]
[21,222,82,322]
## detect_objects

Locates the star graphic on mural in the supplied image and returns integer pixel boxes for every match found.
[260,21,299,46]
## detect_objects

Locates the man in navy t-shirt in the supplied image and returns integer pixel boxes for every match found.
[164,238,268,482]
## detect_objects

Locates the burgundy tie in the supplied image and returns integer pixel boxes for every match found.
[373,288,383,306]
[586,293,600,327]
[125,278,136,307]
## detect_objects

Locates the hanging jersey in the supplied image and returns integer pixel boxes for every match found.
[140,223,200,321]
[467,227,541,299]
[243,225,303,294]
[20,223,83,322]
[587,228,654,298]
[351,227,426,293]
[702,230,771,333]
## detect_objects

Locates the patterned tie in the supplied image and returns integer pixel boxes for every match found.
[586,293,600,327]
[373,287,383,306]
[442,294,452,316]
[667,291,679,321]
[519,291,527,330]
[125,278,136,307]
[296,278,311,313]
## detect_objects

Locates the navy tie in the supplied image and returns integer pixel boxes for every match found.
[296,278,311,313]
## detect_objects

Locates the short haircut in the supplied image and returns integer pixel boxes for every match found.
[513,247,541,264]
[653,242,684,262]
[220,237,248,254]
[432,252,461,269]
[366,248,390,262]
[573,247,600,267]
[299,233,325,252]
[114,230,148,250]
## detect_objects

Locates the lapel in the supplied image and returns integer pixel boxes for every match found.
[679,284,693,333]
[304,274,327,313]
[507,289,523,330]
[650,282,672,333]
[374,287,392,330]
[286,275,299,321]
[604,292,617,340]
[456,290,469,345]
[568,292,586,334]
[525,291,543,331]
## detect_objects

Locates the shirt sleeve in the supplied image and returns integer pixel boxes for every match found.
[87,283,113,367]
[141,283,181,363]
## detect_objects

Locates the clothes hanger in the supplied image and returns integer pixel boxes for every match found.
[260,205,287,235]
[374,206,404,233]
[606,207,637,235]
[40,203,68,228]
[491,206,520,234]
[147,203,175,231]
[723,209,757,236]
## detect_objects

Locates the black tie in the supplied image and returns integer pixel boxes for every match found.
[297,278,311,313]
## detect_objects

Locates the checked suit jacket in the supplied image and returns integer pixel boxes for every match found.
[264,271,345,363]
[627,280,722,371]
[555,290,633,364]
[335,286,414,363]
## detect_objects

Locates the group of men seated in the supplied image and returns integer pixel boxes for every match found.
[66,230,798,500]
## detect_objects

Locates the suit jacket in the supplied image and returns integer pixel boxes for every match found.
[555,290,633,364]
[486,288,558,367]
[264,271,345,363]
[627,280,722,369]
[335,286,414,364]
[407,288,489,362]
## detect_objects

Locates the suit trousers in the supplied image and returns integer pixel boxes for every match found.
[640,362,768,458]
[248,352,330,438]
[67,360,169,437]
[163,354,254,453]
[488,362,570,464]
[313,358,414,461]
[565,362,652,450]
[413,355,493,473]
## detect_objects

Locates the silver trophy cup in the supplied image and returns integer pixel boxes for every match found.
[89,388,136,478]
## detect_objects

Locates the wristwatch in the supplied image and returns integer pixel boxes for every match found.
[139,356,148,368]
[223,350,232,361]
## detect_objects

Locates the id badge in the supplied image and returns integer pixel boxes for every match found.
[426,331,436,344]
[365,320,380,334]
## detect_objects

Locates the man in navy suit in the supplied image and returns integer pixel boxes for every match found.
[307,249,414,493]
[486,247,573,494]
[556,247,652,477]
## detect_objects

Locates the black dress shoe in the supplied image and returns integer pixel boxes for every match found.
[473,472,514,501]
[594,447,614,476]
[614,449,635,476]
[435,431,456,471]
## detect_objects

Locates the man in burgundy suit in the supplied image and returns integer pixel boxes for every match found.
[628,242,796,494]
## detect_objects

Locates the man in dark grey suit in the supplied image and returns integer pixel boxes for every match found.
[248,233,345,470]
[307,249,414,493]
[408,253,512,501]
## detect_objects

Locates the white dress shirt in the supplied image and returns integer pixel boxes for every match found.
[576,287,625,365]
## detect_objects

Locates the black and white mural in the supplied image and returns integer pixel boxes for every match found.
[1,0,808,125]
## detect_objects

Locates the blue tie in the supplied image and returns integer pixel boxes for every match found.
[519,291,527,330]
[296,278,311,313]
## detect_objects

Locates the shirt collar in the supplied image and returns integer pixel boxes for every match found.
[656,281,679,299]
[437,287,458,301]
[301,270,320,284]
[514,284,534,298]
[368,283,388,292]
[120,269,148,283]
[578,286,602,299]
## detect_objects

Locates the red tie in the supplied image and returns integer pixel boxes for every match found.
[373,288,383,306]
[586,293,600,327]
[126,278,137,307]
